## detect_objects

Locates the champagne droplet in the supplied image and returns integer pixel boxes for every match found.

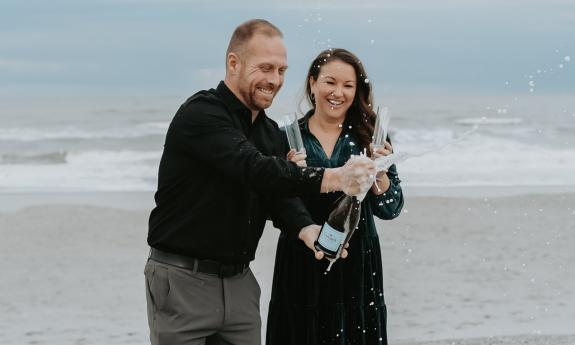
[325,260,335,273]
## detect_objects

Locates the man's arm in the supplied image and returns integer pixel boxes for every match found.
[170,100,375,197]
[170,101,321,197]
[268,197,314,239]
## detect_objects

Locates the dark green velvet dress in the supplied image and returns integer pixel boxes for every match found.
[266,114,404,345]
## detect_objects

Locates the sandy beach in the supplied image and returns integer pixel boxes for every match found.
[0,190,573,345]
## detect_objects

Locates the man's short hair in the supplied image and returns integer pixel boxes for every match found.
[226,19,283,58]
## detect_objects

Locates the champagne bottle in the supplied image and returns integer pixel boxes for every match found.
[314,195,361,271]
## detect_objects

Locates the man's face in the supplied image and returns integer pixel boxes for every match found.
[235,34,288,112]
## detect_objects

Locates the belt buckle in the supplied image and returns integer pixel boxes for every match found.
[218,265,231,277]
[219,264,243,278]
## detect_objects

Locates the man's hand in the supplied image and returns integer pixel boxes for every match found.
[286,149,307,167]
[298,224,349,260]
[332,156,376,197]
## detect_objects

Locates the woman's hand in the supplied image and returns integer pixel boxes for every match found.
[370,141,393,159]
[370,142,392,194]
[287,148,307,167]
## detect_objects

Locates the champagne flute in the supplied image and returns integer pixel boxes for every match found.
[283,112,306,166]
[371,106,391,193]
[372,106,390,150]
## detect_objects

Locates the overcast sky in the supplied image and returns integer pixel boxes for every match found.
[1,0,574,101]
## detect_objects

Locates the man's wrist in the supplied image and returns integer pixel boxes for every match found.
[321,168,341,193]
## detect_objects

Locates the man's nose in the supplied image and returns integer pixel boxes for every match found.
[267,70,281,85]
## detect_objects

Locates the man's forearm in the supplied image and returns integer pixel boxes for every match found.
[320,167,342,193]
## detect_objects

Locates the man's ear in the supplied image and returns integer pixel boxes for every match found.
[227,53,240,75]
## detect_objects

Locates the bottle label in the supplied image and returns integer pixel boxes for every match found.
[317,223,345,253]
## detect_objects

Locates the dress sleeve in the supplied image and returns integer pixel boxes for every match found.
[369,163,404,220]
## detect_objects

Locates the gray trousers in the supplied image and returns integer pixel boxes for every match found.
[144,259,261,345]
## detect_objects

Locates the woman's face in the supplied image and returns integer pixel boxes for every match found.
[309,59,357,121]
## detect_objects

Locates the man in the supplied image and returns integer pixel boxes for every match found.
[145,19,375,345]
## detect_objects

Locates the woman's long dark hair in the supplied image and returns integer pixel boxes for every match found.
[303,48,377,156]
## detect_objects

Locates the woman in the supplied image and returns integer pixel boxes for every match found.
[267,48,404,345]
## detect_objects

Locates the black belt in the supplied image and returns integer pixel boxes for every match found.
[148,248,248,278]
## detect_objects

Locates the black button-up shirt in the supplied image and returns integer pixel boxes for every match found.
[148,81,324,264]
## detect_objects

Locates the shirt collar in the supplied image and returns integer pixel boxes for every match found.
[300,109,313,133]
[300,109,352,134]
[216,81,266,123]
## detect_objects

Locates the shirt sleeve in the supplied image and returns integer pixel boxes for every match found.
[268,197,315,239]
[168,99,324,197]
[268,124,315,239]
[369,163,404,220]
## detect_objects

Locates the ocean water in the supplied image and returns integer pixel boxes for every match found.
[386,93,575,187]
[1,94,574,192]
